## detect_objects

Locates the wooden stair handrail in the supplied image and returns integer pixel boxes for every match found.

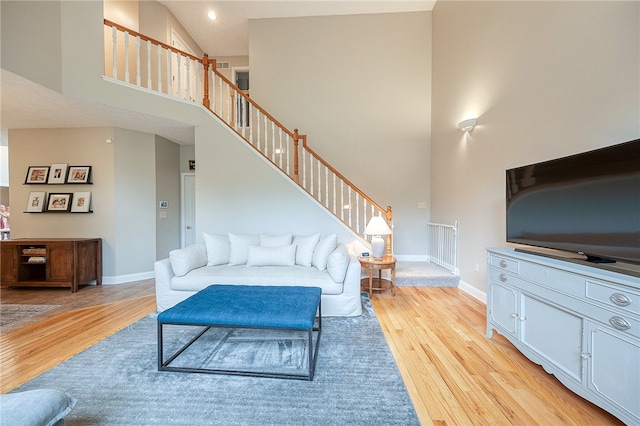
[104,19,393,249]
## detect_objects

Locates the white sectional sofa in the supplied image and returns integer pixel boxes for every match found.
[154,233,363,317]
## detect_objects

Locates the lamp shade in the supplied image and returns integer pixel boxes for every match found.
[364,216,392,236]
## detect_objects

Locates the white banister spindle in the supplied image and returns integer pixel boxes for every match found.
[310,156,315,196]
[157,44,162,92]
[355,193,360,233]
[136,36,141,85]
[286,134,291,174]
[348,187,352,227]
[256,111,261,151]
[341,181,345,221]
[176,55,182,99]
[111,27,117,78]
[325,167,329,208]
[278,128,283,168]
[249,104,253,144]
[146,40,152,89]
[271,123,276,162]
[167,50,172,95]
[332,175,337,214]
[263,115,269,156]
[302,150,307,189]
[124,31,130,83]
[185,59,191,100]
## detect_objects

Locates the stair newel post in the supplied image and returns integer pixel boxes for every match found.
[293,129,300,184]
[385,205,393,257]
[202,54,211,110]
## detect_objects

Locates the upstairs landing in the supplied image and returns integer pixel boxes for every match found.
[395,261,459,287]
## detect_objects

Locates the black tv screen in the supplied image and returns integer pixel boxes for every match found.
[506,139,640,265]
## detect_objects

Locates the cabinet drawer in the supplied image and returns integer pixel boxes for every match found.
[589,308,640,339]
[586,281,640,317]
[490,254,519,274]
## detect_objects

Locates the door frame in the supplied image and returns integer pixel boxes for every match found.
[180,172,196,248]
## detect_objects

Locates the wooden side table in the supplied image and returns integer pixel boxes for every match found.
[358,255,396,297]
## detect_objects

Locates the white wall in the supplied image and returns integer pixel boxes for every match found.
[249,12,432,257]
[195,110,368,255]
[431,1,640,296]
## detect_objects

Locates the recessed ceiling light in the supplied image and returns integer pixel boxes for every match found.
[208,11,216,20]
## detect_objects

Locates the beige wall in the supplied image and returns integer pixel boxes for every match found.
[249,12,432,256]
[155,135,181,259]
[431,1,640,297]
[1,1,63,92]
[8,128,118,273]
[8,127,164,281]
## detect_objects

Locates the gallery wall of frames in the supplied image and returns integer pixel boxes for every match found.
[24,164,93,213]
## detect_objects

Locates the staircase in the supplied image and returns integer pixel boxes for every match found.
[104,20,392,252]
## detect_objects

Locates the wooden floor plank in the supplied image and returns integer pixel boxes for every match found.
[0,282,624,425]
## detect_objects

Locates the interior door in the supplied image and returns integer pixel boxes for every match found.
[181,173,196,247]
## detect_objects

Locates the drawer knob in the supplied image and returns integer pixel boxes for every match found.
[610,293,631,306]
[609,316,631,331]
[499,260,508,268]
[499,273,507,282]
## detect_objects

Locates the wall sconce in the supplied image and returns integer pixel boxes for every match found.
[458,117,478,132]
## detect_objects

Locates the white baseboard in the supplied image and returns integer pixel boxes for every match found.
[458,279,486,304]
[101,271,154,285]
[394,254,429,262]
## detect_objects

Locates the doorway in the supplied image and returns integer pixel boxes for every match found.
[181,173,196,247]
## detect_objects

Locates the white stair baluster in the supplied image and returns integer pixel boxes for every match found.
[157,44,163,92]
[111,26,117,79]
[146,40,152,89]
[136,36,141,86]
[124,31,130,83]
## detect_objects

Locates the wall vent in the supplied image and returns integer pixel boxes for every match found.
[216,61,231,69]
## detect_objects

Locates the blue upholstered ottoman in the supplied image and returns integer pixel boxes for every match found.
[157,285,322,380]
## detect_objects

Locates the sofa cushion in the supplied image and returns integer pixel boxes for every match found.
[169,244,207,277]
[327,245,350,283]
[292,233,321,267]
[246,245,296,267]
[202,233,230,266]
[228,233,259,265]
[260,233,293,247]
[170,265,344,295]
[0,389,77,426]
[312,234,338,271]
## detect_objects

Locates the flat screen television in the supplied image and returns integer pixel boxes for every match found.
[506,138,640,266]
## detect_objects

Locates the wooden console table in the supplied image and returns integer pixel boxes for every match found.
[1,238,102,292]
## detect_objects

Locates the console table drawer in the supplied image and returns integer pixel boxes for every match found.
[586,281,639,316]
[490,254,519,274]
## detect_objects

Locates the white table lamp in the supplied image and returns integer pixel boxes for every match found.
[364,216,392,259]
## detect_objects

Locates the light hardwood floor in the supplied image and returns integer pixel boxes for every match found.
[0,283,623,425]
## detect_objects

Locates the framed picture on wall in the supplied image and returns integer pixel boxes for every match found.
[25,166,50,184]
[67,166,91,184]
[47,193,72,212]
[26,191,47,212]
[47,163,68,184]
[71,192,92,213]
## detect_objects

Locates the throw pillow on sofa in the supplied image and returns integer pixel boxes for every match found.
[228,233,260,265]
[169,244,207,277]
[246,245,297,267]
[327,244,350,283]
[312,234,338,271]
[260,233,293,247]
[292,233,321,267]
[202,233,230,266]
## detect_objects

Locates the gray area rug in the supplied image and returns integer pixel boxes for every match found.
[0,304,60,327]
[14,294,419,425]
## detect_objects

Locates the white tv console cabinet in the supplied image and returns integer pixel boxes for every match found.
[486,247,640,425]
